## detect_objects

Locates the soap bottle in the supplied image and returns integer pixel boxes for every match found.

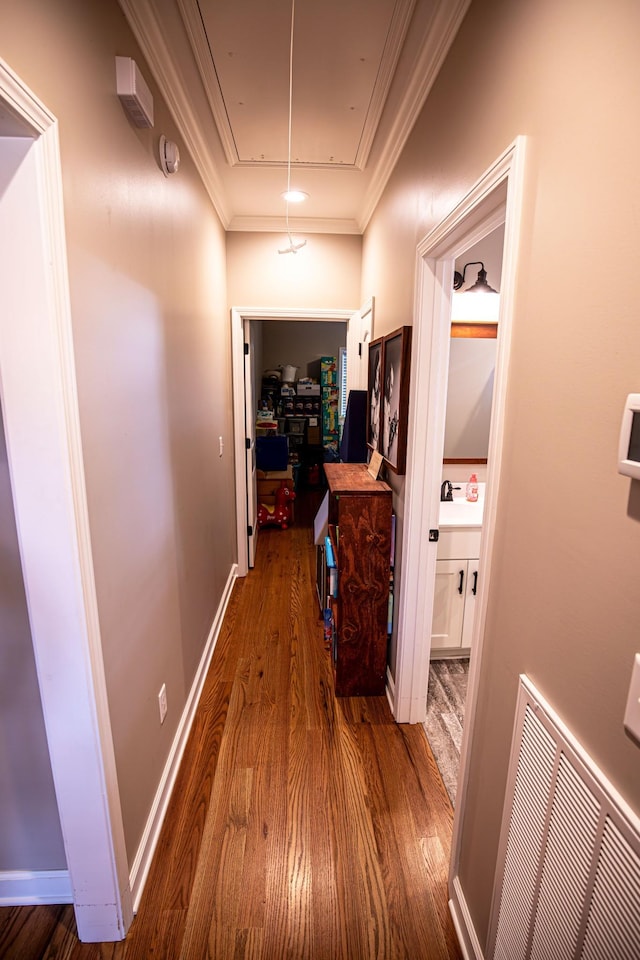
[466,473,479,502]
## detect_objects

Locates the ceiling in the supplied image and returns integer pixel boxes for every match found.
[118,0,470,234]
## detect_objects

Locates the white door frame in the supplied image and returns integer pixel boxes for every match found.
[390,136,527,915]
[0,59,132,940]
[231,306,355,577]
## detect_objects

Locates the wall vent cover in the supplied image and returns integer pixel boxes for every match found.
[488,676,640,960]
[116,56,154,129]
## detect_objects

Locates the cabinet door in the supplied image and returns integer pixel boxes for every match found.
[461,559,479,650]
[431,559,467,650]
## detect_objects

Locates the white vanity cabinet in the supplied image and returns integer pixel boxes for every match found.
[431,527,480,656]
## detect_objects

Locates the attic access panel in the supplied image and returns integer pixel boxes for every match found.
[186,0,415,169]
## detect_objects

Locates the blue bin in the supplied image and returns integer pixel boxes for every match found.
[256,435,288,471]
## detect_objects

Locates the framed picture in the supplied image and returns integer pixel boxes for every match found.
[381,326,412,474]
[367,337,384,452]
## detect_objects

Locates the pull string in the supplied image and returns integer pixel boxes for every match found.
[285,0,295,232]
[279,0,306,253]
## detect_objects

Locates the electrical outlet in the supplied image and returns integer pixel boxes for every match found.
[158,683,167,724]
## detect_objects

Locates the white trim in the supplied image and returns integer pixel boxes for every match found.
[0,58,132,942]
[385,664,396,717]
[231,308,249,577]
[227,215,360,235]
[231,306,355,578]
[129,564,237,910]
[232,307,355,323]
[0,870,73,907]
[449,876,485,960]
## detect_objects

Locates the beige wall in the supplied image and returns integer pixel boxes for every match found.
[363,0,640,946]
[0,0,234,866]
[261,320,347,380]
[227,231,362,309]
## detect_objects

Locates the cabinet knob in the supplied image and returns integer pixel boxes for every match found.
[472,570,478,596]
[458,570,464,594]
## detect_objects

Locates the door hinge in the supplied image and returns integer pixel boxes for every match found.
[247,524,253,536]
[244,342,249,355]
[429,529,440,542]
[245,437,251,449]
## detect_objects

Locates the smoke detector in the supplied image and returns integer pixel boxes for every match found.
[159,136,180,176]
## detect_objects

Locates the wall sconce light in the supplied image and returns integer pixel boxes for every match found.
[159,135,180,176]
[452,261,500,322]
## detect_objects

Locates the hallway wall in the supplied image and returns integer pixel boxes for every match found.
[0,0,234,869]
[226,231,361,309]
[361,0,640,947]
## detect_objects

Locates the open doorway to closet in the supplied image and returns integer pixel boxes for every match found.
[250,316,347,556]
[232,305,372,576]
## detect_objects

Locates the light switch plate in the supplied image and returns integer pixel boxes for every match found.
[623,654,640,746]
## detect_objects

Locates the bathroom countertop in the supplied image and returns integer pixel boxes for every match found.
[439,485,485,529]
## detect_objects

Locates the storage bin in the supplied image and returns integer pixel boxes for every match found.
[256,435,288,471]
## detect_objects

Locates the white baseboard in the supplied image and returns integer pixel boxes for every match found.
[129,563,238,910]
[0,869,72,905]
[449,875,485,960]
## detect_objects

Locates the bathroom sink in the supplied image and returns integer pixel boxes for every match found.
[439,488,485,528]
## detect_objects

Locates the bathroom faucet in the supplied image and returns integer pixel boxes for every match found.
[441,480,453,502]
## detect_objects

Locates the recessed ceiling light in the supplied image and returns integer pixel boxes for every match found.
[281,189,308,203]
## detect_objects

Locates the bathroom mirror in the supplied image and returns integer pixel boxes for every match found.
[443,332,497,462]
[444,223,503,463]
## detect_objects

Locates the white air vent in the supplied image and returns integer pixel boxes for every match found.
[488,676,640,960]
[116,56,154,128]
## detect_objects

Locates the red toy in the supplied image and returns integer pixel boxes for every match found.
[257,481,295,530]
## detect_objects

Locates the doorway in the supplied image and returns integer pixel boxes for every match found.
[0,60,132,938]
[424,223,504,807]
[231,305,370,576]
[387,140,527,931]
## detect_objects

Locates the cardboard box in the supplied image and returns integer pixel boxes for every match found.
[257,467,293,500]
[296,382,320,395]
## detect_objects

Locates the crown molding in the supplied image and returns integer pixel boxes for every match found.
[177,0,238,167]
[227,215,361,235]
[354,0,417,170]
[358,0,472,231]
[117,0,232,227]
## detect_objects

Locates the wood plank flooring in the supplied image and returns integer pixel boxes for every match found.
[425,659,470,807]
[0,488,462,960]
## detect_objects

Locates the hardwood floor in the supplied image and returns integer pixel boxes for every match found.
[0,488,462,959]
